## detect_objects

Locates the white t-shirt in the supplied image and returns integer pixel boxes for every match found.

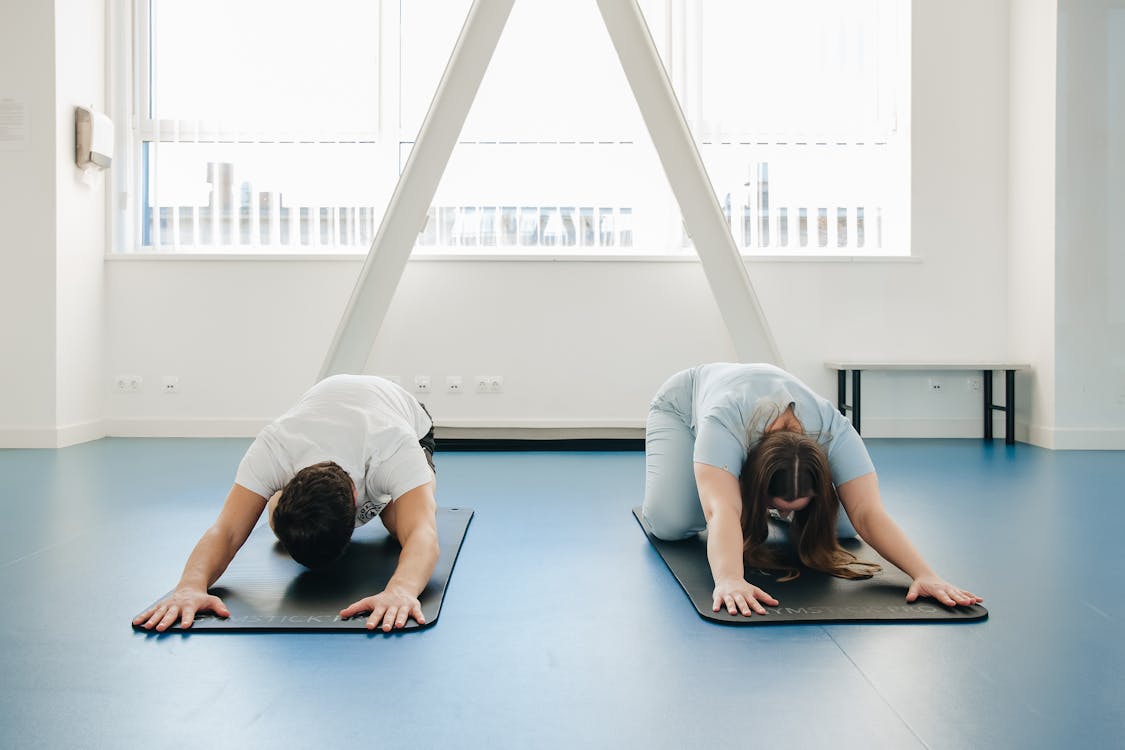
[235,375,434,527]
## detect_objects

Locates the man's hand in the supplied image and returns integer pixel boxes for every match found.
[131,483,264,632]
[343,480,438,632]
[906,574,982,607]
[712,577,779,616]
[132,588,230,631]
[340,587,425,632]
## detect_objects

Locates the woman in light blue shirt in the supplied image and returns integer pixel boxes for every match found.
[643,363,982,618]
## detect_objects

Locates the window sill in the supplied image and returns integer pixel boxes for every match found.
[107,248,918,263]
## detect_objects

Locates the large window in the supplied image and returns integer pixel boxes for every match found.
[689,0,908,254]
[121,0,908,255]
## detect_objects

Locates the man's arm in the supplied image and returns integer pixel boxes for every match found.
[839,473,981,606]
[339,480,439,631]
[132,483,267,631]
[695,463,779,616]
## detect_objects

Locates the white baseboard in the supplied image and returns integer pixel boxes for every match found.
[0,427,62,449]
[851,417,1002,440]
[1026,423,1055,449]
[92,417,1005,442]
[0,421,105,449]
[5,417,1119,450]
[1028,425,1125,450]
[837,419,1125,449]
[102,418,270,438]
[102,417,644,441]
[56,420,107,447]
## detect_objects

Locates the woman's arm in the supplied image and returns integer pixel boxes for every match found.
[695,463,778,616]
[838,473,982,606]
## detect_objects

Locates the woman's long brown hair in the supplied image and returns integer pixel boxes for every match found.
[738,430,881,581]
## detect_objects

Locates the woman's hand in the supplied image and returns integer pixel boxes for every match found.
[712,577,779,616]
[906,574,982,607]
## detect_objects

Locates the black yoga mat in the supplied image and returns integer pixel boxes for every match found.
[633,507,987,624]
[134,507,473,632]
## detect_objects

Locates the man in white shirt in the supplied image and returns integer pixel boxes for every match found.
[133,375,439,633]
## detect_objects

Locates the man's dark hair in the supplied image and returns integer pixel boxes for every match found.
[273,461,355,569]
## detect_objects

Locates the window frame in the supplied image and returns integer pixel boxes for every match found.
[112,0,910,260]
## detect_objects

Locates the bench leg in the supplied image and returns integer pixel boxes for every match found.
[983,369,993,440]
[837,369,847,417]
[1005,369,1016,445]
[852,370,861,436]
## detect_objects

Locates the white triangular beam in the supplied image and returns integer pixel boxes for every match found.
[321,0,781,379]
[596,0,782,366]
[319,0,516,378]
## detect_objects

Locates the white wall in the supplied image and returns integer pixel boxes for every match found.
[104,258,736,435]
[1008,0,1057,446]
[101,0,1014,439]
[1053,0,1125,448]
[0,0,106,449]
[54,0,107,445]
[18,0,1122,447]
[0,0,58,444]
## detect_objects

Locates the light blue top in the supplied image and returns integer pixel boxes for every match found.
[651,363,875,484]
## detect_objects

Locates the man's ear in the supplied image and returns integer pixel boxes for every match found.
[267,491,282,533]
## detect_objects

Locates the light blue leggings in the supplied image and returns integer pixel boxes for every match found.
[642,405,858,541]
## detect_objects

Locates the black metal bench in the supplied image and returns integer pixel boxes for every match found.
[825,362,1031,445]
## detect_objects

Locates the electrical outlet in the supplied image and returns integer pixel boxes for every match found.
[446,376,463,394]
[162,375,179,394]
[115,375,143,393]
[967,376,983,392]
[474,375,504,393]
[414,375,431,393]
[927,377,943,392]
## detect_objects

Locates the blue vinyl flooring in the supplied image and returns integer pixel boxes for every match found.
[1,438,1123,749]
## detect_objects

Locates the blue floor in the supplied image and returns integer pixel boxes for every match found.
[1,438,1123,749]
